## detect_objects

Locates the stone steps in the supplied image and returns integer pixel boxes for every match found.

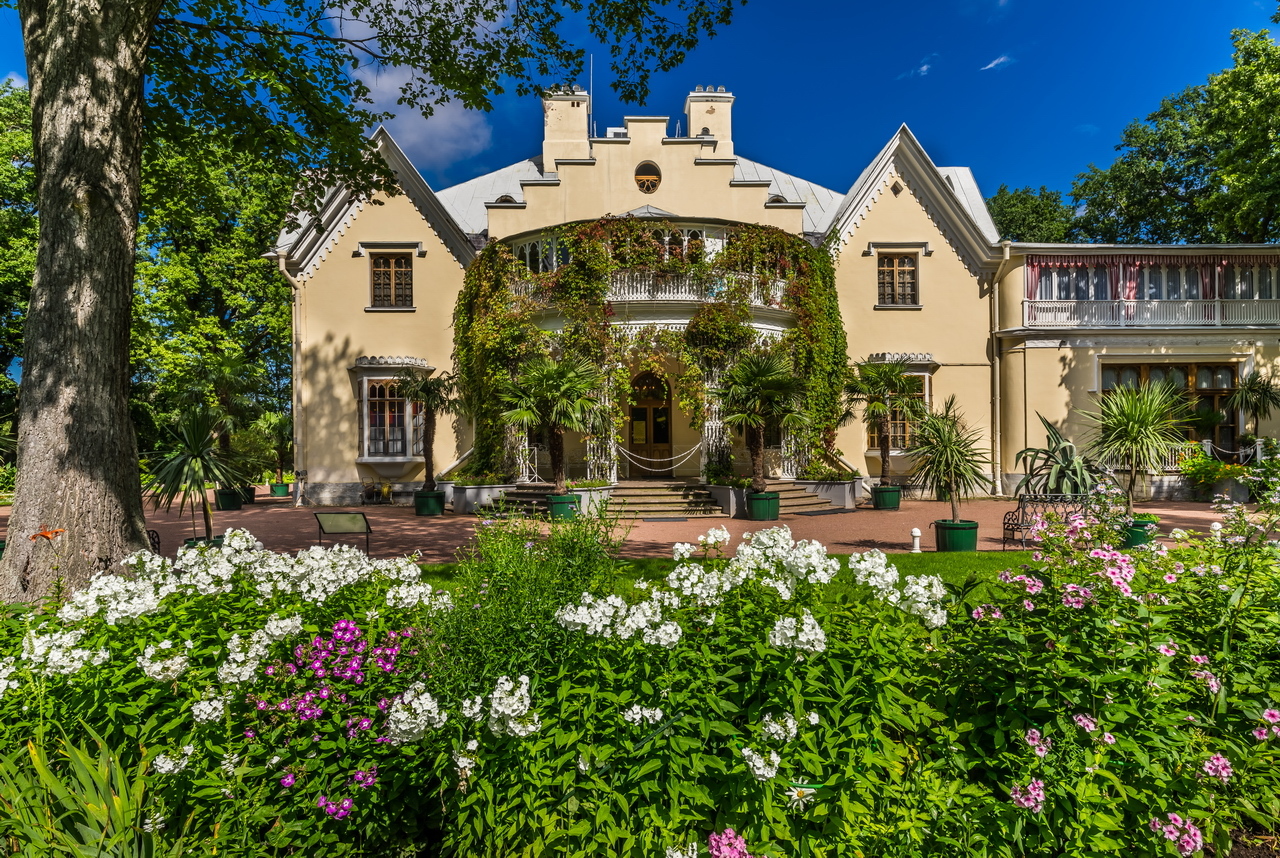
[467,480,843,518]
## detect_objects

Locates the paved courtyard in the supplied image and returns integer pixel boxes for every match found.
[0,490,1225,562]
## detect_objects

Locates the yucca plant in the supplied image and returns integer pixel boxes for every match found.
[501,356,602,495]
[396,368,458,492]
[1014,413,1098,496]
[715,351,808,494]
[145,409,245,539]
[907,396,991,522]
[844,360,928,486]
[1080,381,1189,514]
[0,727,191,856]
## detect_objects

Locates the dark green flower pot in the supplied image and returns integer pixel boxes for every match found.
[935,519,978,552]
[214,488,242,511]
[184,536,225,548]
[0,539,6,557]
[238,485,257,504]
[270,483,291,497]
[872,485,902,510]
[547,494,579,520]
[1122,520,1158,549]
[746,491,780,521]
[414,490,446,516]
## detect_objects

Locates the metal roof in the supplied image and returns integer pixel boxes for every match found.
[732,156,843,233]
[936,166,999,244]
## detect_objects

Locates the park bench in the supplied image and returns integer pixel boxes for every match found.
[1002,494,1089,550]
[314,512,372,553]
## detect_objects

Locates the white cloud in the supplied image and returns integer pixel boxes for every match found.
[897,55,939,80]
[3,71,26,88]
[979,55,1013,71]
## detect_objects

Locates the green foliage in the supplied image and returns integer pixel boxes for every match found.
[1227,370,1280,433]
[144,409,246,539]
[0,83,34,418]
[249,412,293,484]
[395,369,458,491]
[844,360,928,484]
[796,461,859,481]
[1072,22,1280,243]
[501,355,604,494]
[985,184,1078,242]
[1179,451,1249,495]
[1081,381,1189,513]
[715,351,808,493]
[0,463,15,493]
[1014,412,1098,496]
[907,395,991,522]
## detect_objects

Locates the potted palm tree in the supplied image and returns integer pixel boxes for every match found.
[845,360,928,510]
[1227,370,1280,438]
[715,351,807,521]
[396,368,458,516]
[252,411,293,497]
[146,409,245,544]
[501,355,602,519]
[1080,381,1188,542]
[907,396,991,551]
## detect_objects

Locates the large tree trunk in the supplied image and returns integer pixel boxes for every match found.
[421,411,436,492]
[748,425,766,494]
[1,0,161,601]
[549,427,566,495]
[878,416,892,484]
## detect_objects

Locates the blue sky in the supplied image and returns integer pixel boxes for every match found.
[1,0,1276,201]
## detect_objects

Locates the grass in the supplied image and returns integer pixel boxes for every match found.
[419,550,1038,607]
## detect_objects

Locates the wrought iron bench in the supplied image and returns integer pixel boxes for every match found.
[1002,494,1089,550]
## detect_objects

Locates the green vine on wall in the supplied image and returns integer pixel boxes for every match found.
[451,217,848,478]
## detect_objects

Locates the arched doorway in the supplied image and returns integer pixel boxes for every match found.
[629,372,673,477]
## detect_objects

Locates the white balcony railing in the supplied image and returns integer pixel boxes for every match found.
[514,271,787,309]
[1098,441,1202,475]
[1024,299,1280,328]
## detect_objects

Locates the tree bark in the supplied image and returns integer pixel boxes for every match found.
[878,416,892,484]
[748,425,766,494]
[1,0,162,601]
[550,427,566,495]
[421,411,436,492]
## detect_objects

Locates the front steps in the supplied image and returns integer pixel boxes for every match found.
[469,480,843,518]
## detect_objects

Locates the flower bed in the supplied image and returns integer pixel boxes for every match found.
[0,491,1278,856]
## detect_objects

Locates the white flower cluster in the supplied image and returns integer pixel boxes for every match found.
[699,526,731,549]
[641,621,683,649]
[768,610,827,655]
[666,845,698,858]
[622,704,665,726]
[384,681,448,744]
[137,641,189,681]
[192,691,229,724]
[21,627,108,676]
[488,674,541,738]
[215,614,302,685]
[673,542,697,562]
[461,695,484,720]
[386,581,454,611]
[0,657,17,697]
[848,549,948,628]
[741,746,780,781]
[453,739,479,780]
[735,526,839,600]
[153,744,195,775]
[555,591,681,645]
[665,561,749,607]
[762,712,798,742]
[58,565,178,625]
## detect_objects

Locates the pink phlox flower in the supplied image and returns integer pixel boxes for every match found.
[708,827,756,858]
[1151,813,1202,857]
[1101,732,1116,744]
[1024,600,1036,612]
[1023,577,1044,595]
[1253,727,1269,741]
[1190,654,1209,665]
[1203,753,1232,783]
[1191,671,1221,694]
[1024,729,1042,747]
[1157,643,1179,657]
[1073,713,1098,733]
[1009,778,1046,813]
[1263,709,1280,724]
[1164,573,1178,583]
[280,773,295,788]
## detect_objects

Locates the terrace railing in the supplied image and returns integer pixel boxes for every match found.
[1023,299,1280,328]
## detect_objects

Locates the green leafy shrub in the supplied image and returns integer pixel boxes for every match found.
[1179,451,1248,495]
[0,462,15,493]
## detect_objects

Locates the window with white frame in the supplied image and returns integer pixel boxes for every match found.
[362,380,423,457]
[1036,265,1112,301]
[1222,262,1280,299]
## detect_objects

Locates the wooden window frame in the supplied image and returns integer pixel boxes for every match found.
[876,254,920,307]
[362,379,423,458]
[370,253,414,308]
[866,373,930,451]
[1099,362,1240,450]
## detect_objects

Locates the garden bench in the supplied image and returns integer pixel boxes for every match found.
[314,512,372,553]
[1002,494,1089,549]
[147,529,160,554]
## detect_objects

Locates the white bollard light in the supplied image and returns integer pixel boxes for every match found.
[910,527,922,553]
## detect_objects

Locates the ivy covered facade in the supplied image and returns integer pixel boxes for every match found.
[274,88,1280,504]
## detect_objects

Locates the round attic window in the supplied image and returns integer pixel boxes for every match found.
[634,161,661,194]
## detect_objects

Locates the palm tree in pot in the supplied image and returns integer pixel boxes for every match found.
[1227,370,1280,437]
[715,351,807,520]
[907,396,991,549]
[146,409,245,541]
[501,356,601,516]
[1080,381,1188,515]
[396,368,458,515]
[844,359,928,508]
[252,411,293,493]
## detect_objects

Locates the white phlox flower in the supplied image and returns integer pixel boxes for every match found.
[487,675,541,738]
[622,704,665,726]
[153,745,195,775]
[768,610,827,655]
[386,581,453,611]
[57,562,177,625]
[673,542,696,562]
[216,614,301,685]
[901,574,948,628]
[220,753,240,777]
[698,526,731,549]
[741,745,780,780]
[137,641,189,681]
[383,682,448,744]
[762,712,798,742]
[192,691,229,724]
[666,845,698,858]
[806,711,820,726]
[461,695,484,720]
[0,657,18,697]
[22,627,108,676]
[641,620,683,649]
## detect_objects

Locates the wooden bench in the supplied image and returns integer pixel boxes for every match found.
[314,512,372,553]
[1002,494,1089,549]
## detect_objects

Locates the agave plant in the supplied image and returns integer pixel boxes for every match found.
[1080,381,1189,514]
[907,396,991,523]
[1014,413,1098,496]
[145,409,245,539]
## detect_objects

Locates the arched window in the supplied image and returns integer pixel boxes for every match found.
[635,161,661,194]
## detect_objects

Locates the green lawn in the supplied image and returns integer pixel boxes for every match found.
[419,550,1037,606]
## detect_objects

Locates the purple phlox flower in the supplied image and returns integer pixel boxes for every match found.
[1073,713,1098,732]
[1203,753,1232,783]
[708,827,755,858]
[352,768,379,789]
[243,730,256,739]
[280,773,296,788]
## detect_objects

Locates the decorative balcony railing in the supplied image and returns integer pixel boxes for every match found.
[1023,299,1280,328]
[1098,441,1201,475]
[514,270,787,309]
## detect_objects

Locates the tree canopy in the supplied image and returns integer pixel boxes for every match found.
[0,83,34,418]
[985,185,1078,243]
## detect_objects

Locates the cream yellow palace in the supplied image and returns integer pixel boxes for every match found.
[270,87,1280,504]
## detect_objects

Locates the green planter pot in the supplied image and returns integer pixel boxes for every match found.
[871,485,902,510]
[547,494,579,520]
[414,490,446,516]
[184,536,225,549]
[1122,520,1159,549]
[0,539,5,557]
[934,519,979,552]
[238,485,257,504]
[746,491,781,521]
[269,483,291,497]
[214,488,242,511]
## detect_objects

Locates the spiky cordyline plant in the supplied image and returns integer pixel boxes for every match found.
[501,356,602,496]
[716,351,808,494]
[907,396,991,523]
[844,360,928,486]
[395,369,458,492]
[145,409,245,540]
[1081,381,1189,515]
[1227,370,1280,435]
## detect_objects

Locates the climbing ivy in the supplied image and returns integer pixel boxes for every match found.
[451,217,848,479]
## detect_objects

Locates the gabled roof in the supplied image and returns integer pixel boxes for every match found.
[272,127,475,278]
[621,204,679,218]
[825,125,1001,271]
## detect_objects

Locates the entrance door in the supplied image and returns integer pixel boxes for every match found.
[629,372,673,477]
